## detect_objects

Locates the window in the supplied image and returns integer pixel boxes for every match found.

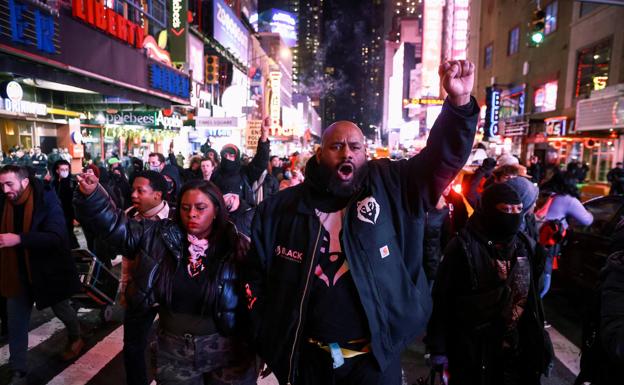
[508,27,520,55]
[579,3,601,18]
[544,1,558,35]
[534,81,558,113]
[575,39,612,99]
[484,44,493,68]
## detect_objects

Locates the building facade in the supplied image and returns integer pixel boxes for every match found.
[470,0,624,182]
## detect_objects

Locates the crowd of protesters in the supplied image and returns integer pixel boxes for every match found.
[0,60,623,385]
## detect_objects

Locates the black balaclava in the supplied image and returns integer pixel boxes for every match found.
[220,145,241,174]
[479,182,523,243]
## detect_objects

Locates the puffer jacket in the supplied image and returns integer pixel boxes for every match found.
[74,185,245,335]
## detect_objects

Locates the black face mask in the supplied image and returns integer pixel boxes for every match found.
[482,212,522,243]
[220,157,240,173]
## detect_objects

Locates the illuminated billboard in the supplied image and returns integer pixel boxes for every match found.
[422,0,443,98]
[213,0,250,65]
[258,9,297,47]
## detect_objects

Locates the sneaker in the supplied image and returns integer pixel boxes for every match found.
[544,320,552,329]
[61,337,85,361]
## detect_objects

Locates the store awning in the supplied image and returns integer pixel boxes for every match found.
[576,93,624,131]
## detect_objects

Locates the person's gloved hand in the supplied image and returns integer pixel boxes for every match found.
[430,354,449,372]
[540,273,552,298]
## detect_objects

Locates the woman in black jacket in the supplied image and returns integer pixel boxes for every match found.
[74,177,256,385]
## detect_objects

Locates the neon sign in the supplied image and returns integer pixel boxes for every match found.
[72,0,144,48]
[487,88,501,138]
[6,0,57,54]
[149,62,190,99]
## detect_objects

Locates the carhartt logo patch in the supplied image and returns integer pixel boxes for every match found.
[275,245,304,263]
[357,196,380,225]
[379,245,390,259]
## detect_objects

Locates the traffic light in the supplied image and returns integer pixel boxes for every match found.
[530,9,545,46]
[205,55,219,84]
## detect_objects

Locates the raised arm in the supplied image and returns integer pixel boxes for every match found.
[402,60,479,212]
[245,124,271,183]
[73,173,148,256]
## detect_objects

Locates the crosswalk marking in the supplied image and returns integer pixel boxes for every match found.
[48,325,124,385]
[0,310,95,366]
[547,326,581,376]
[0,303,576,385]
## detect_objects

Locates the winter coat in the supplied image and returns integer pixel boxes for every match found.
[212,140,271,207]
[426,218,553,385]
[1,178,81,309]
[74,186,246,335]
[245,98,478,384]
[598,251,624,384]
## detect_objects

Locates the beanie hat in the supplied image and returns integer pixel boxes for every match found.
[482,157,497,170]
[506,176,538,214]
[480,182,521,215]
[84,164,100,178]
[497,154,519,167]
[220,144,240,160]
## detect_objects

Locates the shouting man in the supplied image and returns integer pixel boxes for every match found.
[245,60,478,384]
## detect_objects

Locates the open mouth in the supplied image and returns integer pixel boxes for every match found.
[337,163,354,181]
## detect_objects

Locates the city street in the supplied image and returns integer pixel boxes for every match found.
[0,281,583,385]
[0,230,583,385]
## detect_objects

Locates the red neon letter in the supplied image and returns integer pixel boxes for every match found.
[116,13,128,42]
[94,0,106,31]
[72,0,86,21]
[106,8,117,37]
[86,0,94,25]
[135,24,144,48]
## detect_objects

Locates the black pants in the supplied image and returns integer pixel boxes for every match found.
[67,219,80,249]
[0,295,7,336]
[123,307,158,385]
[296,342,402,385]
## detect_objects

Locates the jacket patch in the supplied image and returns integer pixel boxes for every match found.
[275,245,304,263]
[380,245,390,259]
[356,196,380,225]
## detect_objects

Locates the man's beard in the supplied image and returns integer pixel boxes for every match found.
[7,186,26,202]
[318,160,368,198]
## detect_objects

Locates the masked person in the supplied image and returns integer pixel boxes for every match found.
[75,177,256,385]
[426,181,553,385]
[215,177,255,239]
[212,127,270,208]
[161,164,182,210]
[0,166,83,383]
[51,160,80,249]
[147,153,166,173]
[244,60,478,385]
[120,171,173,385]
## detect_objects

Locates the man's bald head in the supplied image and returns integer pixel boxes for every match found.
[316,120,368,198]
[321,121,365,148]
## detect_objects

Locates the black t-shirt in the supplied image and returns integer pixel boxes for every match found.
[305,210,370,344]
[169,244,213,315]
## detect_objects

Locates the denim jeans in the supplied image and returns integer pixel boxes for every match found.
[7,287,80,373]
